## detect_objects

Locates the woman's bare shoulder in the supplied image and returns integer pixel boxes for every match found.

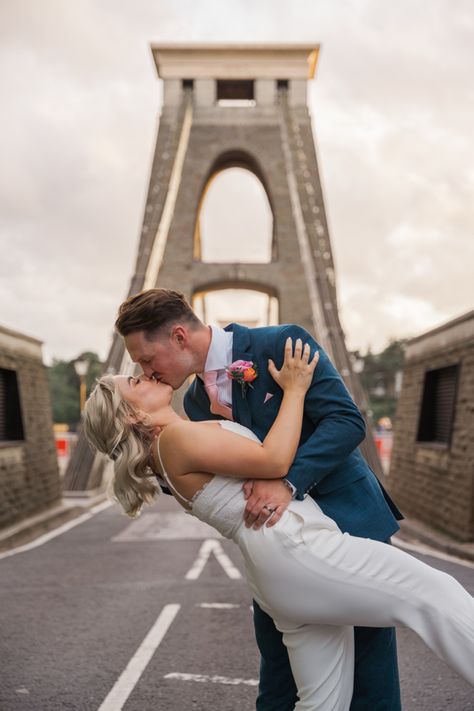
[159,420,220,455]
[162,419,219,441]
[158,420,221,474]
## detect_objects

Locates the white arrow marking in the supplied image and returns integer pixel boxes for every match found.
[164,672,258,687]
[185,539,242,580]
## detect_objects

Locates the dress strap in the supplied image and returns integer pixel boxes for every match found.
[155,433,192,508]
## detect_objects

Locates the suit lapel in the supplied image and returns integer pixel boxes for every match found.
[225,323,254,429]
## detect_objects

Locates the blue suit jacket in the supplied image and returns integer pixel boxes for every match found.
[184,323,402,541]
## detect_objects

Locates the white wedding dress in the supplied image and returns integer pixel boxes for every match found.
[157,420,474,710]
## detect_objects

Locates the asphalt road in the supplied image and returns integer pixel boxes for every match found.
[0,494,473,711]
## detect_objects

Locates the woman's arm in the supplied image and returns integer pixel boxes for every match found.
[159,338,319,480]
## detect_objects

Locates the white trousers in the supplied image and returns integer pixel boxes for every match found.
[235,496,474,711]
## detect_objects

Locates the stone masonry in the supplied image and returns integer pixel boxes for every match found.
[388,311,474,542]
[0,325,60,529]
[65,44,382,489]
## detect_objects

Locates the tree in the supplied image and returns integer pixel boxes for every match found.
[48,352,103,429]
[78,351,103,392]
[354,340,407,425]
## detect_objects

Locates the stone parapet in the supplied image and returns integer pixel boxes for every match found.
[388,312,474,542]
[0,325,60,529]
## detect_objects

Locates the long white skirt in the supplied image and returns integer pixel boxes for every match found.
[235,496,474,711]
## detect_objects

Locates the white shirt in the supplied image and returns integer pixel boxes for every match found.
[202,324,297,498]
[201,324,234,406]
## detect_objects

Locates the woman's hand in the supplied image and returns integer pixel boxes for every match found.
[268,337,319,394]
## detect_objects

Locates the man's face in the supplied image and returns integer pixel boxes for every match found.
[124,328,194,390]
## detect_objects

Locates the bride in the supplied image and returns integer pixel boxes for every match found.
[83,338,474,710]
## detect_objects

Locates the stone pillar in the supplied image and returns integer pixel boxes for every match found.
[162,79,182,107]
[195,79,215,106]
[289,79,307,106]
[255,79,276,105]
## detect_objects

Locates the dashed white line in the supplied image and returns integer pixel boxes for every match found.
[185,539,242,580]
[0,500,112,560]
[97,603,180,711]
[197,603,241,609]
[164,672,258,687]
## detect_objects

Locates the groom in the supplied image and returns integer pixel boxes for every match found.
[116,287,403,711]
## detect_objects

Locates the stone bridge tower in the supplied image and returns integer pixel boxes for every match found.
[65,44,382,491]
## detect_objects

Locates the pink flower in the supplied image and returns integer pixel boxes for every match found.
[225,359,259,396]
[226,360,253,373]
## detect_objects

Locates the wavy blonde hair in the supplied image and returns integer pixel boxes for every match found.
[82,375,159,518]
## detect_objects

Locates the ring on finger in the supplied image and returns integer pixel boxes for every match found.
[263,504,275,513]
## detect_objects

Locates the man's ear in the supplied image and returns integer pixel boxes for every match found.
[171,324,187,348]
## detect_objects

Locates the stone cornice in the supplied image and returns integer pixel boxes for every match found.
[0,324,43,359]
[405,310,474,361]
[151,43,320,80]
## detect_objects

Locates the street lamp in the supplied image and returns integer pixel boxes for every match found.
[351,355,365,374]
[74,359,89,414]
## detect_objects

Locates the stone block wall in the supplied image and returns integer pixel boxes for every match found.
[388,313,474,541]
[0,326,60,529]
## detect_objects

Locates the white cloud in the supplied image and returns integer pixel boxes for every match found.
[0,0,472,363]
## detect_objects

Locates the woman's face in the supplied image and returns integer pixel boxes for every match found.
[116,375,173,415]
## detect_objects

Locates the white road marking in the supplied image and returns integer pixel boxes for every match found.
[164,672,258,687]
[97,603,180,711]
[112,511,220,542]
[0,500,112,560]
[196,602,240,609]
[393,537,474,570]
[185,539,242,580]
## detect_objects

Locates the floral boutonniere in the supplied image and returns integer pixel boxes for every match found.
[225,360,258,398]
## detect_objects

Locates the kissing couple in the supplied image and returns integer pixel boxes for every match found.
[83,288,474,710]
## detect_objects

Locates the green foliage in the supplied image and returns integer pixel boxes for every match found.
[48,352,103,429]
[79,351,104,392]
[353,339,407,425]
[369,395,399,424]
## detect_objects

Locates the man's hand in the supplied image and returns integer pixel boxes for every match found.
[242,479,292,529]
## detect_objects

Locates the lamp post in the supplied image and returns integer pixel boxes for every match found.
[74,359,89,414]
[351,354,365,375]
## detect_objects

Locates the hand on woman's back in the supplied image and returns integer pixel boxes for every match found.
[268,337,319,394]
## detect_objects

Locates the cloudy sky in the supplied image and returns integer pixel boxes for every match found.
[1,0,473,364]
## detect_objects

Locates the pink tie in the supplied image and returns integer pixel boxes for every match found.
[203,370,233,421]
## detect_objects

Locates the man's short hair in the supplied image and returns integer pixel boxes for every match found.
[115,288,200,339]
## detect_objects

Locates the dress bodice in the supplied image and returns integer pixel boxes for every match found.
[156,420,259,539]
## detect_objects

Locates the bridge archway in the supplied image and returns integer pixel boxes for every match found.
[194,151,274,264]
[193,281,279,328]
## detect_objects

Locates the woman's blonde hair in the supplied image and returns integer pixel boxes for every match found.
[82,375,159,518]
